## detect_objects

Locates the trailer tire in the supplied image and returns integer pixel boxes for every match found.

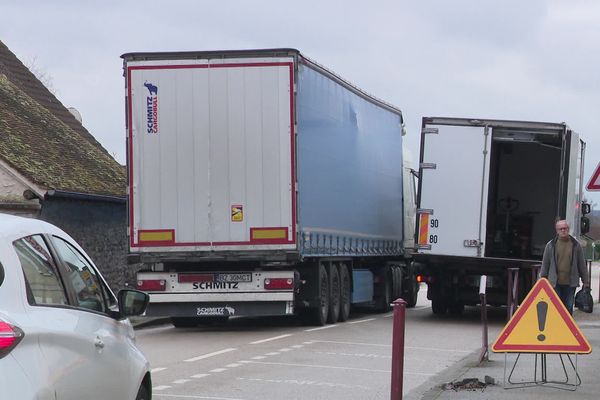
[375,268,392,312]
[308,263,329,326]
[327,265,341,323]
[404,278,419,308]
[338,263,351,322]
[431,298,447,315]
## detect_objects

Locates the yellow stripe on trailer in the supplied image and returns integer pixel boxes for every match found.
[418,213,429,246]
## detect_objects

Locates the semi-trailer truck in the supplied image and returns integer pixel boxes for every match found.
[414,117,591,314]
[122,49,419,326]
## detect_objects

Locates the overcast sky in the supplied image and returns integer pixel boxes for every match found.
[2,1,599,205]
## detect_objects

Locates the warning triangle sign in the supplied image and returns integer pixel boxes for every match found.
[587,162,600,191]
[492,278,591,354]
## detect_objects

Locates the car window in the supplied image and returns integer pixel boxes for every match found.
[51,237,108,313]
[14,235,68,306]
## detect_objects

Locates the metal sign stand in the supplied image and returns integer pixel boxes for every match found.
[502,352,581,391]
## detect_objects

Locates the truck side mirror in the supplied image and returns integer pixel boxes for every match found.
[582,203,591,215]
[581,216,590,234]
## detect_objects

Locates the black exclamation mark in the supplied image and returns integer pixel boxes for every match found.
[537,301,548,341]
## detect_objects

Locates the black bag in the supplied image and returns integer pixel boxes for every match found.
[575,287,593,313]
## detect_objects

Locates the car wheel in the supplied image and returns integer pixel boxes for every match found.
[135,384,149,400]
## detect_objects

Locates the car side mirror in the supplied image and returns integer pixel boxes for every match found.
[118,289,149,317]
[581,216,590,235]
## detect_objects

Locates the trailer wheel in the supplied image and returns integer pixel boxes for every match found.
[392,266,402,301]
[431,298,447,315]
[338,263,351,322]
[327,265,341,323]
[309,263,329,326]
[375,268,392,312]
[403,277,419,308]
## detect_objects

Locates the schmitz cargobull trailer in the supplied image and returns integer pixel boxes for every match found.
[122,49,418,326]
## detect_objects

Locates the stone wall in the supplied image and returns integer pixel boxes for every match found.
[39,197,136,292]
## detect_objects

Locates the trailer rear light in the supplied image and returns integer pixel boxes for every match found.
[264,278,294,290]
[137,279,166,291]
[178,274,213,283]
[416,275,425,283]
[0,321,24,358]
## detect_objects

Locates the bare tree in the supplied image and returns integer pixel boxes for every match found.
[24,56,57,95]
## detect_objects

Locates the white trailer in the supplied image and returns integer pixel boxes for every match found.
[414,117,590,314]
[122,49,418,326]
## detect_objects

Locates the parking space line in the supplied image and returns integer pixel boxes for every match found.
[172,379,190,384]
[246,360,390,373]
[184,348,237,362]
[314,340,390,347]
[152,367,168,373]
[153,385,172,391]
[191,374,210,379]
[304,325,337,332]
[265,352,280,356]
[210,368,227,373]
[226,363,242,368]
[154,394,248,400]
[249,334,292,344]
[349,318,375,324]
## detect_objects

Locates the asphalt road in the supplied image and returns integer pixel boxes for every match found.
[135,286,511,400]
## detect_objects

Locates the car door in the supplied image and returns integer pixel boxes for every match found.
[48,234,134,400]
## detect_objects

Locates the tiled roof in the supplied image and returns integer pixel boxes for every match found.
[0,41,125,197]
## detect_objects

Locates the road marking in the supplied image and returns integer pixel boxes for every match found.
[172,379,190,384]
[291,345,304,348]
[191,374,210,379]
[265,352,280,356]
[251,355,266,360]
[314,340,390,347]
[152,367,168,373]
[383,312,394,318]
[302,341,314,345]
[226,363,242,368]
[278,348,292,352]
[238,360,251,364]
[315,351,391,359]
[237,377,371,390]
[249,334,292,344]
[153,385,172,391]
[247,360,434,376]
[153,394,248,400]
[349,318,375,324]
[210,368,227,373]
[304,325,337,332]
[405,346,471,354]
[246,360,390,373]
[184,348,237,362]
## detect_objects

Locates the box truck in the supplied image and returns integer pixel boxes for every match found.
[414,117,591,314]
[122,49,418,326]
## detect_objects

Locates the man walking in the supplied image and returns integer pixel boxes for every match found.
[540,220,589,314]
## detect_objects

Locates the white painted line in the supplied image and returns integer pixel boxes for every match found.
[251,355,266,360]
[247,360,390,373]
[405,346,471,354]
[349,318,375,324]
[238,360,251,364]
[151,367,168,373]
[210,368,227,373]
[247,360,434,376]
[184,348,237,363]
[304,325,338,332]
[226,363,242,368]
[314,340,391,347]
[191,373,210,379]
[265,352,280,356]
[302,341,314,345]
[291,345,304,349]
[383,312,394,318]
[172,379,190,384]
[153,385,172,391]
[237,377,371,390]
[278,348,292,352]
[249,334,292,345]
[153,394,248,400]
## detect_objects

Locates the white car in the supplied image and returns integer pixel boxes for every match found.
[0,213,151,399]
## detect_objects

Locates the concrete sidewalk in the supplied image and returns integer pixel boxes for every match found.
[410,306,600,400]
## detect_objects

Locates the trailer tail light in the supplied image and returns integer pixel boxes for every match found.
[137,279,166,291]
[264,278,294,290]
[0,321,24,358]
[416,275,425,283]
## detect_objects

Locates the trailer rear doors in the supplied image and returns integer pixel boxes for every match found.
[125,56,296,252]
[416,122,491,257]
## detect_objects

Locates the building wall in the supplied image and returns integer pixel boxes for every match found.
[39,197,136,292]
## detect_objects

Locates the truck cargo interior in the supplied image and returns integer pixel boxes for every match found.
[484,131,562,261]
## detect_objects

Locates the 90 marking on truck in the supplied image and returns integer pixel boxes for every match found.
[418,211,438,249]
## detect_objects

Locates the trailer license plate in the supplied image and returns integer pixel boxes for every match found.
[216,273,252,283]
